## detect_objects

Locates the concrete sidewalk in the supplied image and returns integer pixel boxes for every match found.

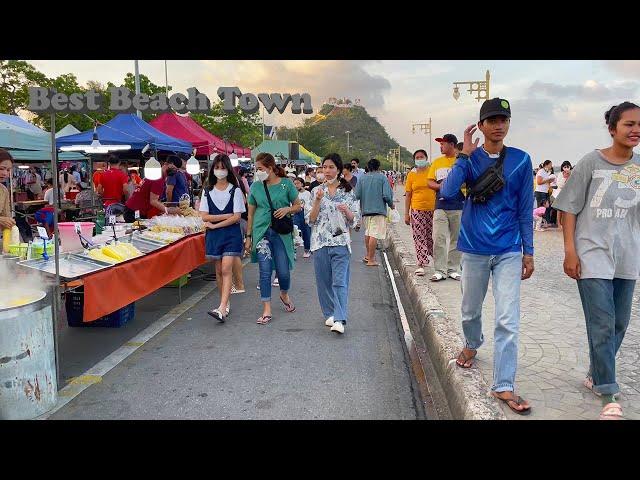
[390,185,640,420]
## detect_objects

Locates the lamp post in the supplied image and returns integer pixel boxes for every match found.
[345,130,350,153]
[388,147,399,171]
[453,69,491,103]
[412,117,433,162]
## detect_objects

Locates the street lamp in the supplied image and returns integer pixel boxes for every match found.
[452,70,491,102]
[412,117,432,163]
[388,148,399,171]
[345,130,351,153]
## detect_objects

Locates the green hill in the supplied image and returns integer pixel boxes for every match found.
[277,104,412,170]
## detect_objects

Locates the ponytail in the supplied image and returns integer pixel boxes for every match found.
[63,171,69,183]
[338,176,353,192]
[274,164,286,178]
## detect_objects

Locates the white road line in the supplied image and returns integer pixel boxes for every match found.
[382,251,436,414]
[39,260,251,419]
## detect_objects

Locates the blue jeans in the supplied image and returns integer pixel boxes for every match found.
[460,251,523,393]
[293,211,311,251]
[577,278,636,395]
[313,245,351,323]
[256,228,291,302]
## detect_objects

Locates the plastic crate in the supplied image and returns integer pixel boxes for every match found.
[65,287,135,328]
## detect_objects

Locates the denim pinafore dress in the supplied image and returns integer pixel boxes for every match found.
[204,186,243,260]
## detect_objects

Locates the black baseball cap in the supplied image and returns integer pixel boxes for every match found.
[479,98,511,121]
[434,133,458,145]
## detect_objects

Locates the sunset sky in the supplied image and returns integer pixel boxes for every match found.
[31,60,640,164]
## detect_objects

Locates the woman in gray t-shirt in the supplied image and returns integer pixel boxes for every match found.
[554,101,640,420]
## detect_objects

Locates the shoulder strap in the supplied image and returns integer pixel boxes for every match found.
[496,145,508,171]
[262,182,275,212]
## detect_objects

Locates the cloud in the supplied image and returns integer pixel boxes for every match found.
[602,60,640,78]
[528,80,639,101]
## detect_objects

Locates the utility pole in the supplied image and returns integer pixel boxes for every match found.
[164,60,169,96]
[134,60,142,119]
[412,117,432,162]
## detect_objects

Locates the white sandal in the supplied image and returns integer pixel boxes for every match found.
[415,268,425,276]
[430,272,446,282]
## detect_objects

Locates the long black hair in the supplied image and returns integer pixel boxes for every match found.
[322,153,352,192]
[207,154,239,191]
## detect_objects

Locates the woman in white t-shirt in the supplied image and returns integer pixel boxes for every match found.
[198,154,246,322]
[535,160,556,225]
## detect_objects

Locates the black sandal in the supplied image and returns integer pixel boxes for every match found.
[207,309,225,323]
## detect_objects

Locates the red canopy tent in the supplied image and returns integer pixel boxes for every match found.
[149,113,251,157]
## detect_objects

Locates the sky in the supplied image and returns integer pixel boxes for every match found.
[30,60,640,164]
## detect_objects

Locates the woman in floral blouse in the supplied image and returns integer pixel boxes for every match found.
[305,153,360,334]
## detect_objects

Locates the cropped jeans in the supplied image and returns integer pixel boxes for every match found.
[460,251,523,393]
[577,278,636,395]
[256,228,291,302]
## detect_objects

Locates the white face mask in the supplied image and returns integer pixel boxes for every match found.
[326,176,339,185]
[316,173,325,182]
[254,170,269,182]
[214,169,228,179]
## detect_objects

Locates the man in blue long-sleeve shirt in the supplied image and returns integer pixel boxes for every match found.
[440,97,534,415]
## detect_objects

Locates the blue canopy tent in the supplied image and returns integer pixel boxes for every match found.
[56,113,193,153]
[0,113,48,134]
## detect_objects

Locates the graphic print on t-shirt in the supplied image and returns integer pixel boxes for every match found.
[590,164,640,219]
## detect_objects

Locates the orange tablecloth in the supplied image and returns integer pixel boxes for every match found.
[82,233,206,322]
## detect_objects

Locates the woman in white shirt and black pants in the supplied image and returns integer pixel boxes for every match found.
[199,154,246,322]
[535,160,556,226]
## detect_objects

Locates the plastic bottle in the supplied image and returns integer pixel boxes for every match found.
[2,228,10,253]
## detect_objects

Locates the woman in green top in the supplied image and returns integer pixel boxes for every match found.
[246,153,302,325]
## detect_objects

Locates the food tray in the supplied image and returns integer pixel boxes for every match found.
[17,253,114,280]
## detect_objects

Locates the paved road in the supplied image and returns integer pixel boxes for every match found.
[393,186,640,420]
[50,230,421,420]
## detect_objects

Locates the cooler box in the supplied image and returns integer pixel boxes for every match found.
[65,287,135,328]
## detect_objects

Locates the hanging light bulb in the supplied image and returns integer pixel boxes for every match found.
[60,125,131,153]
[453,85,461,101]
[144,156,162,180]
[186,154,200,175]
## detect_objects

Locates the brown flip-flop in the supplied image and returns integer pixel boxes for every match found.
[366,262,380,266]
[491,391,532,416]
[455,349,477,368]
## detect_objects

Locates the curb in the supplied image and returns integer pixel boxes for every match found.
[386,224,506,420]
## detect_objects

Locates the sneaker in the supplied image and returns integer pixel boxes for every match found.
[303,251,311,258]
[448,272,461,281]
[231,285,246,294]
[330,321,345,334]
[272,278,279,287]
[325,316,335,327]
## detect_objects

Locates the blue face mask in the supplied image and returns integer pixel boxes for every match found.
[415,159,428,168]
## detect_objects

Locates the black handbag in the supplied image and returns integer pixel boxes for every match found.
[263,182,294,234]
[469,146,507,204]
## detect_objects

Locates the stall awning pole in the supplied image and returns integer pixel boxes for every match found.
[50,111,61,388]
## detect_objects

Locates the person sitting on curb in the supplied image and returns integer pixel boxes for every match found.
[440,97,535,415]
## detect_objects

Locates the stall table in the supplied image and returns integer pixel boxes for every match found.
[18,232,206,323]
